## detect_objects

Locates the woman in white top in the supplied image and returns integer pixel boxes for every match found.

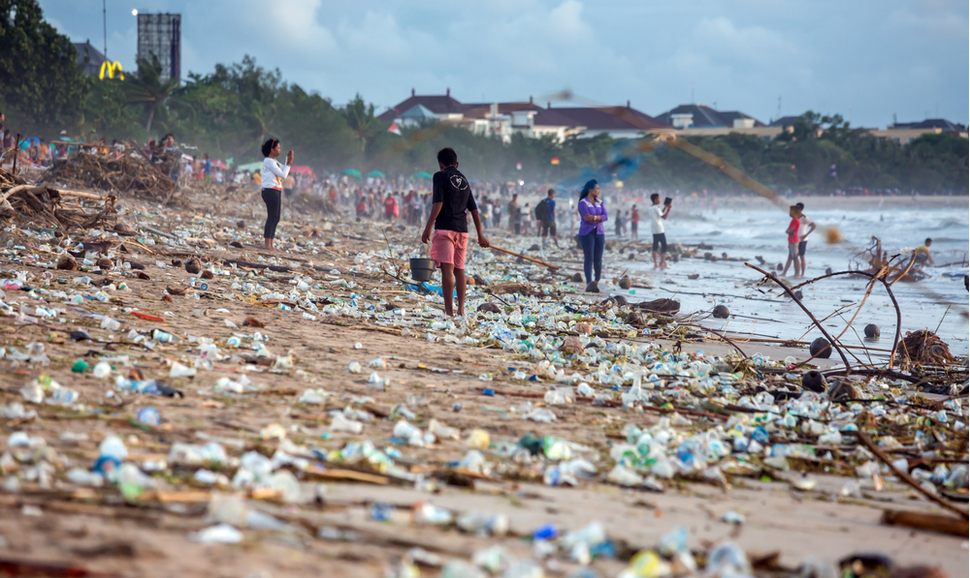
[259,138,294,250]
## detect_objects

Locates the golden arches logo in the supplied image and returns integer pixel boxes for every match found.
[99,61,124,81]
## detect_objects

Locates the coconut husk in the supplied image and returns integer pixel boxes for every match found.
[636,298,680,315]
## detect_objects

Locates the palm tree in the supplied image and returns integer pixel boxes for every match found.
[342,94,378,153]
[125,55,179,132]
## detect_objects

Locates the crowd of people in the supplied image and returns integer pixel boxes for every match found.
[6,118,938,296]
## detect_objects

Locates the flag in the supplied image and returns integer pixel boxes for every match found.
[388,122,401,136]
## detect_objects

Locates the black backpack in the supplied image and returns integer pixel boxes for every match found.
[534,199,549,221]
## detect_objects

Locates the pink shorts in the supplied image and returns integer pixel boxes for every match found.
[429,229,469,270]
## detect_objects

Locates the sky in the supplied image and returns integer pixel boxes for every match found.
[41,0,969,128]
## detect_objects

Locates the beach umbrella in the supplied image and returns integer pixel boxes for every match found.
[366,170,385,178]
[412,171,433,179]
[342,168,362,179]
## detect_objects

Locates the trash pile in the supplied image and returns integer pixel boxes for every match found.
[40,148,185,206]
[289,188,341,216]
[0,184,966,577]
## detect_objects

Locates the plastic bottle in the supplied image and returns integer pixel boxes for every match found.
[429,419,460,441]
[47,386,79,406]
[525,408,557,423]
[67,467,104,487]
[440,560,486,578]
[412,501,453,525]
[151,329,175,343]
[330,413,364,434]
[169,361,197,378]
[457,450,488,475]
[99,434,128,463]
[542,436,573,460]
[265,470,301,503]
[705,541,752,576]
[20,381,45,404]
[607,464,644,487]
[467,429,490,450]
[92,361,112,379]
[623,549,670,578]
[456,511,509,536]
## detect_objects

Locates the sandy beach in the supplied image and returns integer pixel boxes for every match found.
[0,182,966,578]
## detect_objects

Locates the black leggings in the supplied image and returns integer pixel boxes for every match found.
[261,188,281,239]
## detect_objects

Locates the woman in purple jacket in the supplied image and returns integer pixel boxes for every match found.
[577,180,607,292]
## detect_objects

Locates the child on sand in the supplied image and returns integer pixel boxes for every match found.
[421,147,490,317]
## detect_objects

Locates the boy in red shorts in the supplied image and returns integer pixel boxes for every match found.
[421,147,490,316]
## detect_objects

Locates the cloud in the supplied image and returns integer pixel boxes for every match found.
[692,17,800,66]
[37,0,970,126]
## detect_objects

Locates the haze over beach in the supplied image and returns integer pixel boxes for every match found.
[0,1,966,577]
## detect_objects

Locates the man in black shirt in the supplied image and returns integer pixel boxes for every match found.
[421,147,490,316]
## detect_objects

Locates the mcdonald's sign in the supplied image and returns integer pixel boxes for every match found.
[99,61,124,81]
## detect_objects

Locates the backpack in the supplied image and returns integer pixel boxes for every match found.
[534,199,549,221]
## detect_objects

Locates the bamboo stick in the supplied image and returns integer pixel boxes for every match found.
[489,246,559,269]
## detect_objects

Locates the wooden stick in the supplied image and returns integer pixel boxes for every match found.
[490,246,559,269]
[140,225,179,240]
[120,240,156,255]
[855,430,969,520]
[745,263,853,371]
[54,189,107,200]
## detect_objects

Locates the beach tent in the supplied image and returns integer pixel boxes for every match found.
[342,168,362,179]
[366,170,385,178]
[235,161,262,173]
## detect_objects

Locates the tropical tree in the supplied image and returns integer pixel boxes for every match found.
[125,55,180,132]
[0,0,87,134]
[342,94,379,154]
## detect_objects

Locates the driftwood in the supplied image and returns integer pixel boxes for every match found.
[881,509,969,537]
[0,180,117,230]
[221,258,296,273]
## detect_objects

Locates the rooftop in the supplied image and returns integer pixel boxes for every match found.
[73,40,107,76]
[656,104,766,129]
[889,118,966,132]
[379,90,672,133]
